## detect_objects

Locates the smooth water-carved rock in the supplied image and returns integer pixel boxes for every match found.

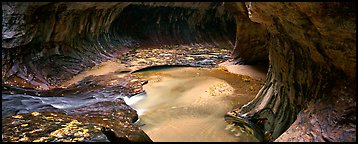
[275,80,356,142]
[1,2,236,89]
[224,2,269,64]
[226,2,355,142]
[2,2,356,142]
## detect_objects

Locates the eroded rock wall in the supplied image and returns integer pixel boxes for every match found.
[2,2,237,142]
[228,2,355,142]
[2,2,129,89]
[2,2,355,142]
[224,2,269,64]
[2,2,236,90]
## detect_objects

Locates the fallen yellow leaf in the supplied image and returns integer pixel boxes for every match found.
[33,139,41,142]
[29,129,42,134]
[185,57,195,60]
[10,136,19,141]
[21,124,29,127]
[31,112,41,116]
[44,116,53,120]
[12,115,23,119]
[73,137,84,142]
[83,129,89,133]
[56,118,63,122]
[147,57,158,61]
[19,136,29,142]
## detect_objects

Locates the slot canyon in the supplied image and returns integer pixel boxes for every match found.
[1,2,356,142]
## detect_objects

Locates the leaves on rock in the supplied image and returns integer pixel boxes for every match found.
[12,115,23,119]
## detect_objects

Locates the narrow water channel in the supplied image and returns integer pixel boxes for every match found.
[2,48,266,142]
[127,67,261,142]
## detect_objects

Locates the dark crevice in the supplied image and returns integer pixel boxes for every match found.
[101,127,131,142]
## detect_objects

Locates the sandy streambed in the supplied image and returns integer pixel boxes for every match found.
[128,67,263,142]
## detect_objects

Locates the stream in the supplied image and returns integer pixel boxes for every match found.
[127,67,260,142]
[2,46,266,142]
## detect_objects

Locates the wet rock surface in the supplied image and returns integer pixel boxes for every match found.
[2,45,231,142]
[2,2,356,142]
[2,89,151,142]
[119,45,231,68]
[2,112,109,142]
[2,72,151,142]
[2,73,144,97]
[2,102,152,142]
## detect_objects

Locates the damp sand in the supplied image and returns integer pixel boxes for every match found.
[130,67,263,142]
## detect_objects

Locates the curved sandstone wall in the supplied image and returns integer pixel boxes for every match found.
[2,2,356,142]
[2,2,236,89]
[228,2,355,142]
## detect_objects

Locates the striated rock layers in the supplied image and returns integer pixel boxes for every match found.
[226,2,355,142]
[2,2,237,142]
[2,2,237,89]
[2,2,356,142]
